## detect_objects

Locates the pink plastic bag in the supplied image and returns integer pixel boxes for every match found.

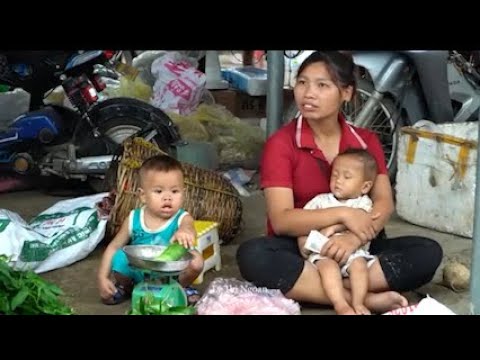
[150,52,206,115]
[195,278,301,315]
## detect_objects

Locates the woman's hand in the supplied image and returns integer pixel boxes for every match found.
[341,208,380,244]
[320,224,346,237]
[320,232,362,265]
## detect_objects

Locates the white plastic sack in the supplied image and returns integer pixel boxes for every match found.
[132,50,168,86]
[150,51,206,115]
[0,192,108,273]
[0,88,30,125]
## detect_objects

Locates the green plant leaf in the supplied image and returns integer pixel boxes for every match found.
[0,294,10,314]
[162,306,196,315]
[43,282,63,296]
[11,288,29,310]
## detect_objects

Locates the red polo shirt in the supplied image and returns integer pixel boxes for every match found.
[260,114,388,236]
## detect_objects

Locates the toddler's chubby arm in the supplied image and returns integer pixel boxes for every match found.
[97,217,131,299]
[298,224,345,260]
[171,213,197,249]
[305,195,347,237]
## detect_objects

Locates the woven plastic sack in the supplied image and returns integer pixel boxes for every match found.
[0,192,108,273]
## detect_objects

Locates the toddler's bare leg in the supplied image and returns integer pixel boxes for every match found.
[348,257,370,315]
[178,250,204,287]
[317,258,355,315]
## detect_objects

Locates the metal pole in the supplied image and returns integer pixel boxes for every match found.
[266,51,285,137]
[470,121,480,314]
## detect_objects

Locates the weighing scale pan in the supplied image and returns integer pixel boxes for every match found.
[123,245,192,273]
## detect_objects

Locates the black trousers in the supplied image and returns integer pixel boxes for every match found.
[236,231,443,294]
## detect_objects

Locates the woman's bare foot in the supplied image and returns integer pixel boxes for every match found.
[353,304,371,315]
[334,301,356,315]
[365,291,408,314]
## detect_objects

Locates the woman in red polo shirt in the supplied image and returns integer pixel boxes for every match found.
[236,51,443,314]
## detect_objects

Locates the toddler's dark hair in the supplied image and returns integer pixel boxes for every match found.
[336,148,378,181]
[138,154,184,182]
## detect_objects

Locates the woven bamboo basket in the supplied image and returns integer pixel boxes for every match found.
[106,137,243,244]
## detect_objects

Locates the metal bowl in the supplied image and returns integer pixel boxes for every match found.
[123,245,193,273]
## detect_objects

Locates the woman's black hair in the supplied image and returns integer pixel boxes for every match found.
[296,51,357,96]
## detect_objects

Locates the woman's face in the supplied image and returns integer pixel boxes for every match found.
[294,62,352,122]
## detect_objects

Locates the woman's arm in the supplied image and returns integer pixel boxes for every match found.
[265,187,374,238]
[359,132,395,242]
[368,174,395,240]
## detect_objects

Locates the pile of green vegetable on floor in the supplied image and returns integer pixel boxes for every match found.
[0,255,74,315]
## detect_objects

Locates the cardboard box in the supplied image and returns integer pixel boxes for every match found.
[211,88,294,119]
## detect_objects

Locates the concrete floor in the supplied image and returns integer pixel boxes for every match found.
[0,188,473,315]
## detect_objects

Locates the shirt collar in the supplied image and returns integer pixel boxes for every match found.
[295,114,367,150]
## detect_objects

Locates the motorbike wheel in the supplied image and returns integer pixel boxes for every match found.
[283,79,401,181]
[86,117,167,193]
[84,99,180,193]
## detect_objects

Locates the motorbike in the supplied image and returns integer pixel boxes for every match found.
[284,50,480,180]
[0,50,182,192]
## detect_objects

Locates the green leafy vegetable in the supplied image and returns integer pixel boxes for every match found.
[155,243,188,261]
[128,292,195,315]
[0,255,74,315]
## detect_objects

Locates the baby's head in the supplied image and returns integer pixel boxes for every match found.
[138,154,185,219]
[330,148,377,200]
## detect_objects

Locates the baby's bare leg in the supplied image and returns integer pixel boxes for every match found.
[317,258,355,315]
[347,257,370,315]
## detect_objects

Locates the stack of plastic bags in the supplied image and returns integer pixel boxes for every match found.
[195,278,301,315]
